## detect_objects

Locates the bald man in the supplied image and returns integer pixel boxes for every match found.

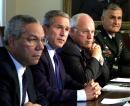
[60,13,110,87]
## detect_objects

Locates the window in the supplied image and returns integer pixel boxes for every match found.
[0,0,6,26]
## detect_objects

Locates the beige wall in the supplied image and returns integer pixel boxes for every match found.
[6,0,16,23]
[6,0,63,23]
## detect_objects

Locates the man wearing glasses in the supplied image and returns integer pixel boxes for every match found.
[30,10,101,104]
[0,15,48,106]
[60,13,110,87]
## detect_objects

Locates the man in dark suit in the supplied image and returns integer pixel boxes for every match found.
[30,10,101,103]
[60,13,110,87]
[0,15,48,106]
[95,3,130,78]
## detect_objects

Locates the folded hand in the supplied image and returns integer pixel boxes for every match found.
[84,79,101,100]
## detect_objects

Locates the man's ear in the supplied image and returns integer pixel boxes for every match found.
[42,25,49,39]
[101,16,105,25]
[101,16,104,22]
[69,28,74,35]
[8,37,15,48]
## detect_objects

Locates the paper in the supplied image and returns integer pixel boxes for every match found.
[102,83,130,92]
[123,102,130,106]
[101,96,130,104]
[77,102,87,106]
[110,78,130,83]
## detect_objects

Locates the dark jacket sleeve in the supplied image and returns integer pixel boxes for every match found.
[118,41,130,77]
[0,70,15,106]
[95,26,130,78]
[61,51,109,87]
[60,38,107,84]
[26,68,49,106]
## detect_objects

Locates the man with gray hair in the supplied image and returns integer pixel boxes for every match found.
[0,15,48,106]
[60,13,110,87]
[95,3,130,78]
[30,10,101,103]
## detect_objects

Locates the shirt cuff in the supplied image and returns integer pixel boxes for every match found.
[77,89,87,101]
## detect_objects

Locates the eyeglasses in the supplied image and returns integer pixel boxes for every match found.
[73,27,95,36]
[20,32,47,47]
[23,36,47,47]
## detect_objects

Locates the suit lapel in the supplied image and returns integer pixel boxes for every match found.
[26,68,36,102]
[98,28,117,55]
[11,67,20,105]
[2,48,21,105]
[115,34,123,57]
[44,47,58,88]
[103,35,117,54]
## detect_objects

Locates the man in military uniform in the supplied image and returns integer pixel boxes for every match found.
[95,3,130,78]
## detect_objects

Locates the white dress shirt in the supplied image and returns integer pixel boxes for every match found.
[9,53,29,105]
[46,44,56,71]
[46,44,87,101]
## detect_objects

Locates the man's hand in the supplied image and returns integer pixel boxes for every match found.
[84,80,101,100]
[91,43,102,61]
[24,102,41,106]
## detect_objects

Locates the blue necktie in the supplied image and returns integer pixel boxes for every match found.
[53,53,62,90]
[21,71,28,106]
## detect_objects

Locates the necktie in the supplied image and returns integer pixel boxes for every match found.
[112,37,115,42]
[111,37,118,53]
[80,50,87,68]
[21,71,28,106]
[53,53,62,90]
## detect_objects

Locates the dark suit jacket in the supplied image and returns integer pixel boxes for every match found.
[95,25,130,77]
[0,47,48,106]
[60,37,110,87]
[30,47,83,103]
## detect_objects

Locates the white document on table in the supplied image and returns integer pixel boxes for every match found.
[123,102,130,106]
[110,78,130,83]
[101,96,130,104]
[102,83,130,92]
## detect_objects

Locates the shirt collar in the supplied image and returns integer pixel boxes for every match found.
[9,52,26,77]
[46,43,56,58]
[108,33,115,39]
